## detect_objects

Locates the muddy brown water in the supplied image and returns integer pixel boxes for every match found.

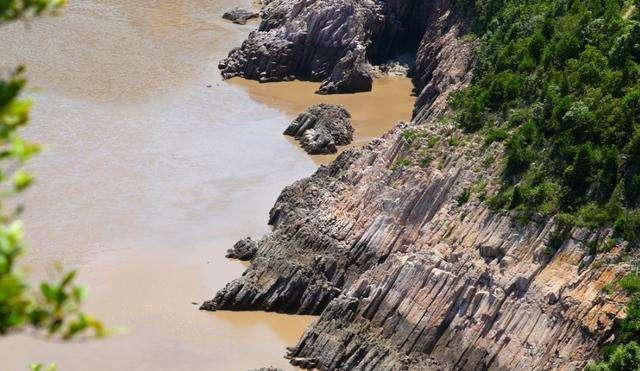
[0,1,414,370]
[233,77,415,164]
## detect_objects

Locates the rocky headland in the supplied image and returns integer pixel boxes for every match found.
[204,0,630,369]
[217,0,443,94]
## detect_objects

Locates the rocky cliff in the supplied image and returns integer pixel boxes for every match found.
[218,0,445,94]
[205,0,630,369]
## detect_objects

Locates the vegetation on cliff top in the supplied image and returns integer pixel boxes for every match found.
[450,0,640,366]
[451,0,640,241]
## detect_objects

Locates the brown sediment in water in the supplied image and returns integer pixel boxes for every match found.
[0,0,316,370]
[0,0,414,369]
[231,77,416,165]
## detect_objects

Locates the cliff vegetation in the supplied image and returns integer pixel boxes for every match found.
[451,0,640,368]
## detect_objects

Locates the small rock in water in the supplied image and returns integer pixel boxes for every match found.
[284,104,353,155]
[222,7,259,25]
[191,302,198,305]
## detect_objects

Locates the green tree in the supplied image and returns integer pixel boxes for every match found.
[0,0,103,357]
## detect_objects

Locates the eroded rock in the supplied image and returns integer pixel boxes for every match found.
[218,0,434,93]
[317,45,373,94]
[222,7,259,25]
[284,104,353,154]
[225,237,258,260]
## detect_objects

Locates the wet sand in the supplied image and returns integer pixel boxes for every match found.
[233,77,415,164]
[0,0,414,370]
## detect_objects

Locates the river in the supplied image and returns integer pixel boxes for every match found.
[0,1,413,370]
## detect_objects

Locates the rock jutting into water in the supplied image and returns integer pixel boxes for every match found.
[283,104,353,155]
[204,0,629,369]
[222,7,259,25]
[217,0,436,94]
[225,237,258,261]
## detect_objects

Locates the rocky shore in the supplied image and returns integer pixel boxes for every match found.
[217,0,448,94]
[204,0,629,368]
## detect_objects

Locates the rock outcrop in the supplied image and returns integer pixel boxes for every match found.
[284,104,353,154]
[222,7,259,25]
[217,0,439,93]
[204,0,629,369]
[226,237,258,261]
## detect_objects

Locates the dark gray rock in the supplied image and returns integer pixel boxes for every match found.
[225,237,258,260]
[218,0,435,94]
[222,7,259,25]
[317,45,373,94]
[284,104,353,154]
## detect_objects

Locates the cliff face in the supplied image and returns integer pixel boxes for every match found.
[218,0,445,94]
[205,0,629,369]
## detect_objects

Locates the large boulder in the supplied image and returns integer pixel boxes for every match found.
[284,104,353,154]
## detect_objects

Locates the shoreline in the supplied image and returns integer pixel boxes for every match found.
[204,0,623,369]
[0,1,320,369]
[230,76,415,165]
[0,0,421,368]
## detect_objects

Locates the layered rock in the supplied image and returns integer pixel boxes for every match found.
[204,124,627,369]
[284,104,353,154]
[222,7,259,25]
[226,237,258,261]
[203,0,629,368]
[217,0,441,93]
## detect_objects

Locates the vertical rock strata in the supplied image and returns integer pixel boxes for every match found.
[218,0,441,94]
[204,0,629,368]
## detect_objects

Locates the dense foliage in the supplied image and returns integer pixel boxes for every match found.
[585,274,640,370]
[451,0,640,367]
[0,0,103,359]
[0,0,64,21]
[451,0,640,241]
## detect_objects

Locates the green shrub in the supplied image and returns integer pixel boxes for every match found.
[504,134,533,177]
[452,0,640,240]
[419,154,432,168]
[483,127,509,146]
[587,341,640,371]
[614,211,640,242]
[620,273,640,294]
[402,129,417,144]
[391,157,412,170]
[457,188,471,206]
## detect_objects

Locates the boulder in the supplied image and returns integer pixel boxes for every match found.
[284,104,353,154]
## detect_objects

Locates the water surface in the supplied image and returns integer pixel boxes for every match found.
[0,1,414,369]
[233,77,415,164]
